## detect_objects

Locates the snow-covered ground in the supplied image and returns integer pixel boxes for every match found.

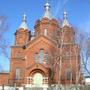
[85,77,90,85]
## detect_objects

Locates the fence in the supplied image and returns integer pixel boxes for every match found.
[0,85,90,90]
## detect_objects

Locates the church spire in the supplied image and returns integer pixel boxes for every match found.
[43,0,51,19]
[62,11,70,27]
[19,14,28,30]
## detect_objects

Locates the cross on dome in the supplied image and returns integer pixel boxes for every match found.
[64,11,67,20]
[43,0,52,19]
[19,14,28,30]
[45,0,50,9]
[22,14,27,22]
[62,11,70,27]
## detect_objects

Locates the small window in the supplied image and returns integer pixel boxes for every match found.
[63,51,70,60]
[44,29,48,36]
[66,52,70,58]
[66,69,72,80]
[39,49,44,63]
[15,68,21,80]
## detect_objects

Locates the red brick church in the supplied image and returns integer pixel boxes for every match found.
[0,1,83,89]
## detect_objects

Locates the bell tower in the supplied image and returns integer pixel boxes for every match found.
[34,1,60,40]
[15,14,31,45]
[62,11,75,44]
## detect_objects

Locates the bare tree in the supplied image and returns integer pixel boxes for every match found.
[48,26,88,90]
[75,27,90,76]
[82,38,90,76]
[0,16,10,72]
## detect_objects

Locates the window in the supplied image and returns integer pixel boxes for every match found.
[39,49,44,63]
[45,53,48,63]
[15,68,21,80]
[34,53,39,63]
[66,69,72,80]
[34,49,49,64]
[33,73,43,87]
[44,29,48,36]
[66,52,70,59]
[63,51,70,60]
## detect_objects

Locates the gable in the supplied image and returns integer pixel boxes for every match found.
[26,35,56,50]
[24,35,57,69]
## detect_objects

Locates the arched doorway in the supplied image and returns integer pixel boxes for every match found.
[33,73,43,87]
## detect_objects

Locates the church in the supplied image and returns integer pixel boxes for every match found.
[0,1,83,90]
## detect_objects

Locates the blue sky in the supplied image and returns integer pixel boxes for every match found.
[0,0,90,71]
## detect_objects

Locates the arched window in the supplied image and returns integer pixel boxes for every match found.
[66,51,70,59]
[66,68,72,80]
[33,73,43,87]
[63,51,70,60]
[15,68,21,80]
[44,29,48,36]
[39,49,44,63]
